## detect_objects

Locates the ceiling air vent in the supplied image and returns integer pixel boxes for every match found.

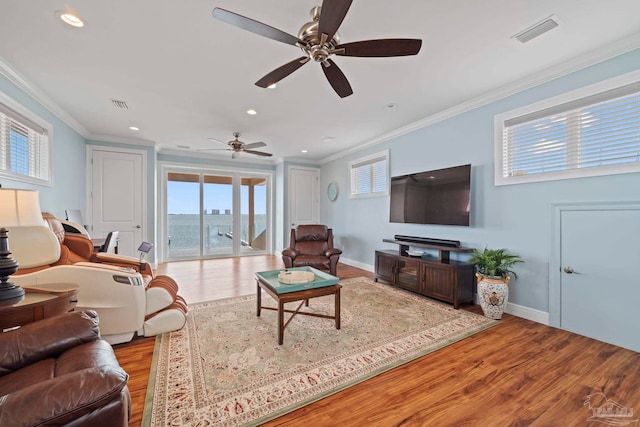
[513,15,559,43]
[111,99,129,110]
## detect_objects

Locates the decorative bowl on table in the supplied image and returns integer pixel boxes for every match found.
[278,270,315,284]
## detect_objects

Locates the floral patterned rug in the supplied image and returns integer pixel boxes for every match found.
[142,277,497,426]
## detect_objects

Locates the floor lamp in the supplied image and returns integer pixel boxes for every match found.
[0,188,43,300]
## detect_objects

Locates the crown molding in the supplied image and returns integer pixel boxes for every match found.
[88,133,159,148]
[0,55,91,138]
[319,35,640,165]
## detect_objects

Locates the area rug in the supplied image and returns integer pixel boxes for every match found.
[142,277,497,426]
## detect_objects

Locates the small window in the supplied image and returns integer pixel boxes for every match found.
[495,74,640,185]
[0,93,52,186]
[349,150,389,198]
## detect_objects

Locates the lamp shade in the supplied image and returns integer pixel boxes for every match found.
[0,189,43,227]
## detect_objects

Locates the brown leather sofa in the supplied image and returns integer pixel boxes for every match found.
[281,224,342,276]
[0,311,131,427]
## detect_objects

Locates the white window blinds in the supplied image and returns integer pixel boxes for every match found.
[0,100,51,185]
[349,150,389,197]
[497,78,640,185]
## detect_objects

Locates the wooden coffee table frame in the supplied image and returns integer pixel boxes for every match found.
[256,278,341,345]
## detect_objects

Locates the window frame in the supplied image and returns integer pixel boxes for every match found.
[494,70,640,186]
[348,149,389,199]
[0,91,53,187]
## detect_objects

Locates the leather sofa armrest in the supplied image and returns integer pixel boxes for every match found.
[282,248,298,258]
[0,311,100,375]
[325,248,342,257]
[0,366,128,427]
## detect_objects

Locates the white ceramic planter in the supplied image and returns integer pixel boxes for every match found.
[476,273,509,320]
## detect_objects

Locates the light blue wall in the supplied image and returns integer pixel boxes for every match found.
[321,48,640,313]
[0,75,86,217]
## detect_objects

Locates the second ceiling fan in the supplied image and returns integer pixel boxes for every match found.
[199,133,273,159]
[212,0,422,98]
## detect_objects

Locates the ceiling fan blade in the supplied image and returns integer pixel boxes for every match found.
[197,148,232,152]
[208,138,230,146]
[244,149,273,157]
[212,8,303,47]
[318,0,353,42]
[255,56,310,88]
[321,59,353,98]
[335,39,423,57]
[242,142,267,150]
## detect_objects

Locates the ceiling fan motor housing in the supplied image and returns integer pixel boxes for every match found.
[298,7,340,63]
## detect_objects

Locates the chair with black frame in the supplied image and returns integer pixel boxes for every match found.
[99,230,119,253]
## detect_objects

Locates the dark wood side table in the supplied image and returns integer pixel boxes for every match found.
[0,287,79,332]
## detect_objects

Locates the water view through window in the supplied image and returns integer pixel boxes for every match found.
[166,172,268,259]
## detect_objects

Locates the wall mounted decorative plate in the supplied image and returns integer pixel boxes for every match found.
[327,181,338,201]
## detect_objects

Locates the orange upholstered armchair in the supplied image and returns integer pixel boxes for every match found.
[281,224,342,276]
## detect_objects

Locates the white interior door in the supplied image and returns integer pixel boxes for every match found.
[287,166,319,232]
[559,206,640,352]
[88,147,145,257]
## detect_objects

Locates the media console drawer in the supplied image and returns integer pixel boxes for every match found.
[374,249,474,309]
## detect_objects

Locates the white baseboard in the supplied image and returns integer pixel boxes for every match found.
[339,257,374,273]
[505,302,549,325]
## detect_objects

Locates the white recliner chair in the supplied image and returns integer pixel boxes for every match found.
[10,213,187,344]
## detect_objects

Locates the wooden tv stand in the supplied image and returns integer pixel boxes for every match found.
[375,239,475,309]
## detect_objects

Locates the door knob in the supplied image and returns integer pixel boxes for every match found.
[135,225,141,229]
[563,267,574,274]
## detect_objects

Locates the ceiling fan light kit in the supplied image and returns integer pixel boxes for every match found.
[212,0,422,98]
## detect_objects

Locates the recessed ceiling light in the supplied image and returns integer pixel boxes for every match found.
[57,11,85,28]
[301,149,308,153]
[129,126,140,131]
[267,83,277,89]
[246,109,257,115]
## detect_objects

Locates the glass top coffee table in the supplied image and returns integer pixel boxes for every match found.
[255,267,341,345]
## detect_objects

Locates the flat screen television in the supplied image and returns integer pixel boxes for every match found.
[389,164,471,226]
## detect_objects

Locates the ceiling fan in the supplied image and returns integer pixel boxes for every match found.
[199,132,273,159]
[212,0,422,98]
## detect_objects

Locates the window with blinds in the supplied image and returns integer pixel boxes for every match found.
[349,150,389,198]
[495,75,640,185]
[0,97,52,186]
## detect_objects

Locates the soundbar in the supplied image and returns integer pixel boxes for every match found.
[394,235,461,248]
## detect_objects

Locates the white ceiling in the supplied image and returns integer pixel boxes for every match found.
[1,0,639,163]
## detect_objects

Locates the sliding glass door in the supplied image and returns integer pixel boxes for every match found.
[165,168,271,260]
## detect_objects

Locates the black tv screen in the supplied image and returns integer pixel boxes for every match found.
[389,164,471,226]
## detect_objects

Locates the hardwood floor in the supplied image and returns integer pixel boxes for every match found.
[114,255,640,426]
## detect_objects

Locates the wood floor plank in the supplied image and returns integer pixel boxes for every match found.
[114,255,640,427]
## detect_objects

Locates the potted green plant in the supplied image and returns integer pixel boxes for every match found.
[468,247,523,319]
